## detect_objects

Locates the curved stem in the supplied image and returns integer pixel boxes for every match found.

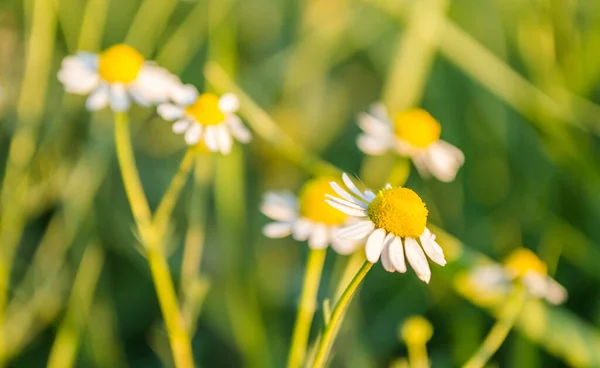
[311,260,373,368]
[462,287,527,368]
[287,249,328,368]
[153,149,196,239]
[114,112,195,368]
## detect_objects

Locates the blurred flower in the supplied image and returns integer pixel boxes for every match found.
[58,44,188,112]
[260,177,360,255]
[158,90,251,155]
[400,315,433,346]
[325,173,446,283]
[357,104,464,182]
[470,248,567,305]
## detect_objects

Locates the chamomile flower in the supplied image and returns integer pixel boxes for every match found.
[357,104,465,182]
[260,177,360,255]
[58,44,188,112]
[325,173,446,283]
[470,248,567,305]
[157,89,251,155]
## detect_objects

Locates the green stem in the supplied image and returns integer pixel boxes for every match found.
[287,249,328,368]
[153,149,196,239]
[462,287,527,368]
[311,260,373,368]
[114,112,195,368]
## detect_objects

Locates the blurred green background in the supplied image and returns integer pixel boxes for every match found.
[2,0,600,366]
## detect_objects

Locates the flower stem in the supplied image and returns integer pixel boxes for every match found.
[153,148,196,239]
[406,341,429,368]
[114,112,194,368]
[462,287,527,368]
[287,249,328,368]
[311,260,373,368]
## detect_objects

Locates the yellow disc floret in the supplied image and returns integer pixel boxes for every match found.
[393,108,441,148]
[98,44,145,84]
[185,93,226,126]
[400,316,433,345]
[299,178,347,225]
[504,248,547,278]
[367,187,428,238]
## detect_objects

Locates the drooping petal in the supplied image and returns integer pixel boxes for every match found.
[262,222,293,238]
[204,125,219,152]
[85,84,109,111]
[365,228,386,263]
[292,218,313,241]
[184,123,202,145]
[380,233,396,272]
[308,223,329,250]
[419,228,446,266]
[389,236,407,273]
[227,115,252,143]
[215,124,233,155]
[405,237,431,283]
[109,83,130,112]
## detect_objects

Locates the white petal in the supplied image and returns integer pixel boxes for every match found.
[324,195,367,212]
[308,223,329,250]
[292,218,313,241]
[544,277,568,305]
[380,233,396,272]
[470,265,509,289]
[216,124,233,154]
[424,141,465,182]
[363,190,376,202]
[227,115,252,143]
[329,182,368,208]
[157,103,184,120]
[172,119,190,134]
[85,84,109,111]
[389,236,407,273]
[184,123,202,145]
[171,84,199,105]
[369,102,391,121]
[204,125,219,152]
[263,191,297,209]
[341,173,371,202]
[58,53,99,94]
[263,222,293,238]
[336,220,374,240]
[218,93,240,113]
[365,228,386,263]
[405,237,431,283]
[419,228,446,266]
[358,112,392,137]
[109,84,130,112]
[260,192,298,221]
[330,228,360,255]
[128,64,173,105]
[325,198,368,217]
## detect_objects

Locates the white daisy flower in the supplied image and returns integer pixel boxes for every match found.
[157,89,251,155]
[325,173,446,283]
[58,44,189,112]
[470,248,567,305]
[357,104,465,182]
[260,177,360,255]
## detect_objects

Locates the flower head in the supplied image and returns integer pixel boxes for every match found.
[357,104,464,182]
[325,173,446,283]
[471,248,567,305]
[260,177,360,254]
[58,44,188,112]
[158,89,251,155]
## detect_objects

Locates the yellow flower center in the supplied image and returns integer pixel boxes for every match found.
[367,187,428,238]
[393,108,441,148]
[504,248,547,278]
[185,93,226,125]
[299,178,348,225]
[401,316,433,345]
[98,44,145,84]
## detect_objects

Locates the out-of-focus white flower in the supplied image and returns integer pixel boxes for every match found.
[357,104,464,182]
[260,177,360,255]
[157,89,251,155]
[58,44,189,112]
[470,248,567,305]
[325,173,446,283]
